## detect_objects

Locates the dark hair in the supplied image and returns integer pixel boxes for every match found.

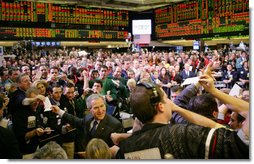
[173,75,182,84]
[171,85,183,93]
[70,66,77,73]
[91,69,99,74]
[130,83,164,124]
[50,66,59,71]
[187,93,218,120]
[236,113,245,124]
[65,82,75,89]
[47,83,62,93]
[0,68,8,76]
[93,79,103,87]
[100,65,108,70]
[8,67,19,76]
[20,64,30,72]
[51,83,62,89]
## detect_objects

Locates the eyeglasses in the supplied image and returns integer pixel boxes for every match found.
[51,72,58,74]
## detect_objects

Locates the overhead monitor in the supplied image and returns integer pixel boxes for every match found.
[176,46,183,53]
[132,19,151,35]
[36,42,40,46]
[193,40,200,50]
[41,42,46,46]
[56,42,61,46]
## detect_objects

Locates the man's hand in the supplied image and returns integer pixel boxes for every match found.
[82,70,88,78]
[35,128,44,136]
[51,105,61,114]
[111,133,122,145]
[44,127,53,134]
[204,62,216,81]
[199,74,216,93]
[36,94,46,102]
[65,123,74,132]
[3,97,9,108]
[83,88,92,96]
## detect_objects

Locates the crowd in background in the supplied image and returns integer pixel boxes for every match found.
[0,45,249,159]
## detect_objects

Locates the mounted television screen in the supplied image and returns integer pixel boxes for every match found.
[176,46,183,53]
[56,42,61,46]
[132,19,151,35]
[193,41,200,50]
[36,42,40,46]
[41,42,46,46]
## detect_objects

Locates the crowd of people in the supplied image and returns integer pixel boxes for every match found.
[0,45,249,159]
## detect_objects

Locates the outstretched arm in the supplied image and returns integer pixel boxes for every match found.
[198,74,249,139]
[171,101,222,129]
[199,74,249,118]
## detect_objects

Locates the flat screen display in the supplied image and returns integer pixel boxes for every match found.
[132,19,151,35]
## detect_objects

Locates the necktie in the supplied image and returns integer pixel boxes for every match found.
[90,121,98,136]
[70,100,76,116]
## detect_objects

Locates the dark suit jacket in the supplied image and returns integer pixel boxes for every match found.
[7,88,26,116]
[180,70,195,82]
[61,113,124,151]
[59,96,82,143]
[60,95,84,118]
[0,126,22,159]
[221,71,238,88]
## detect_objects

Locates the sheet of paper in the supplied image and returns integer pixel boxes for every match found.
[0,119,9,128]
[120,111,132,119]
[181,77,199,86]
[124,147,161,159]
[229,83,242,97]
[44,97,52,112]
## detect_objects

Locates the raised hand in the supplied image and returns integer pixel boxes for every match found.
[35,128,44,136]
[198,74,216,93]
[36,94,46,102]
[51,105,61,114]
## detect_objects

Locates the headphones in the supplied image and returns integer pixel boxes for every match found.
[137,82,160,105]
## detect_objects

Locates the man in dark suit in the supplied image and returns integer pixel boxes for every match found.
[51,94,124,155]
[0,126,22,159]
[222,63,238,88]
[58,83,84,159]
[8,73,31,118]
[0,96,22,159]
[179,63,196,82]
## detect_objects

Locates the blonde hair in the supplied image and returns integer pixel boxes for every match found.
[86,138,111,159]
[127,78,136,91]
[32,79,49,89]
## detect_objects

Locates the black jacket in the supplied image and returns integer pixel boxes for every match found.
[61,113,124,151]
[0,126,22,159]
[116,123,249,159]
